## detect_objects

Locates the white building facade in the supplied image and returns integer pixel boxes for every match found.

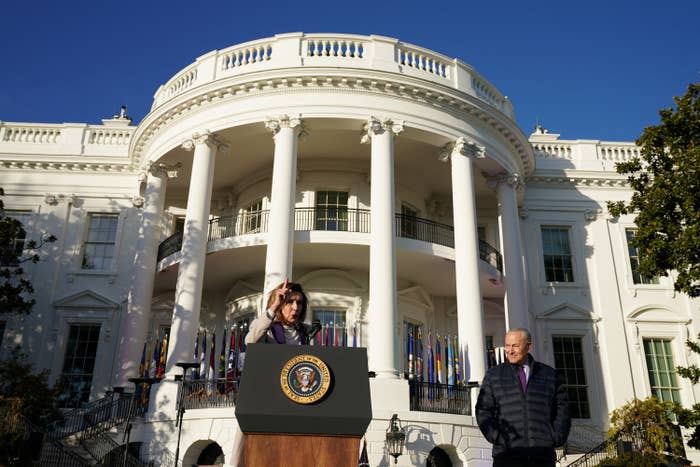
[1,33,698,466]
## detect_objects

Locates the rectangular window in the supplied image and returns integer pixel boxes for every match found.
[313,309,347,346]
[58,324,101,408]
[315,191,348,231]
[173,216,185,235]
[1,211,31,266]
[242,200,263,234]
[82,214,119,270]
[399,204,418,239]
[643,338,681,404]
[626,229,660,285]
[541,226,574,282]
[553,336,590,419]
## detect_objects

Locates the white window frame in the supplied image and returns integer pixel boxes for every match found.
[551,334,592,420]
[72,209,126,276]
[540,225,576,283]
[621,224,666,292]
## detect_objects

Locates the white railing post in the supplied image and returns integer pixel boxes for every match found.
[368,35,400,73]
[270,32,303,68]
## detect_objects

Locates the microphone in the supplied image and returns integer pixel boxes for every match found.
[308,319,322,339]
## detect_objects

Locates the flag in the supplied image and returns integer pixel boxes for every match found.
[157,333,168,378]
[219,330,227,391]
[436,334,443,384]
[199,331,207,390]
[447,335,455,386]
[454,336,462,386]
[226,325,237,392]
[208,332,216,394]
[427,332,434,384]
[416,328,424,383]
[352,323,357,348]
[135,341,147,402]
[333,322,339,347]
[407,330,414,380]
[358,438,369,467]
[324,323,330,347]
[192,331,200,380]
[341,323,347,347]
[150,334,160,378]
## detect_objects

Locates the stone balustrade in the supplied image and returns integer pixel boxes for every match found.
[150,33,515,119]
[530,131,640,171]
[0,121,134,159]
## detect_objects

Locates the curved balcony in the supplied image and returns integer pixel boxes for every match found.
[151,33,513,118]
[157,208,503,272]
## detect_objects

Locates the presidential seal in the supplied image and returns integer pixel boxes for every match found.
[280,354,331,404]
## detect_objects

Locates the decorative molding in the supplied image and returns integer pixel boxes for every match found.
[1,160,133,173]
[44,193,75,205]
[144,161,182,180]
[583,209,601,222]
[181,131,228,152]
[131,74,532,174]
[485,172,525,191]
[438,136,485,162]
[526,174,628,188]
[360,116,404,143]
[264,114,308,139]
[131,196,145,208]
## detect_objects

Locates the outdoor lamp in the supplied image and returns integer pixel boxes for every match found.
[385,413,406,464]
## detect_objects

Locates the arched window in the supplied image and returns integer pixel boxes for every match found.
[426,446,452,467]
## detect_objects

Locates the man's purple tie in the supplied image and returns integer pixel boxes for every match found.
[517,365,527,392]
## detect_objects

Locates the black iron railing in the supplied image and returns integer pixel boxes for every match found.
[181,377,238,410]
[159,209,504,272]
[81,430,145,467]
[46,391,134,441]
[567,424,687,467]
[408,380,479,416]
[157,231,183,262]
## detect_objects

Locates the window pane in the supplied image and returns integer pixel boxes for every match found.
[82,214,118,270]
[58,324,101,408]
[553,336,590,418]
[626,229,660,284]
[315,191,349,231]
[643,338,680,405]
[313,309,347,347]
[541,227,574,282]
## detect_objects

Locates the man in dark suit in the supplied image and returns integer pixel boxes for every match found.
[476,328,571,467]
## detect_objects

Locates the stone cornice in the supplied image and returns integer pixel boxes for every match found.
[131,70,532,175]
[526,172,629,188]
[0,160,134,173]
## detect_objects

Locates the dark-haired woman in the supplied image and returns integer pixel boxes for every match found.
[245,278,317,345]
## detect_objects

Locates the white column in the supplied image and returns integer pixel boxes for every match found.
[441,137,487,382]
[263,115,306,296]
[115,164,174,387]
[362,117,403,378]
[494,173,529,330]
[166,131,224,375]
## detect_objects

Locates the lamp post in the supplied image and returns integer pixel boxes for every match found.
[126,376,158,467]
[174,362,199,467]
[385,414,406,464]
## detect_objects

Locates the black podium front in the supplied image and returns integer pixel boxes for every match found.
[235,344,372,466]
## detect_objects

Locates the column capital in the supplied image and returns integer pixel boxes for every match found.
[265,114,308,138]
[438,137,485,162]
[485,172,525,191]
[360,116,404,143]
[144,161,183,180]
[181,131,228,152]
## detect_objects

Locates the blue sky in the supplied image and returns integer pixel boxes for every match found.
[1,0,697,141]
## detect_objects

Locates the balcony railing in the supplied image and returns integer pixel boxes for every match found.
[158,208,503,272]
[181,377,239,410]
[409,380,479,416]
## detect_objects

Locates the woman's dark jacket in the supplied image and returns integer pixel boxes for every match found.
[475,356,571,462]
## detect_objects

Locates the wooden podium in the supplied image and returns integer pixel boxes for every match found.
[235,344,372,467]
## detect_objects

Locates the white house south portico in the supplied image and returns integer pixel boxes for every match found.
[2,32,697,467]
